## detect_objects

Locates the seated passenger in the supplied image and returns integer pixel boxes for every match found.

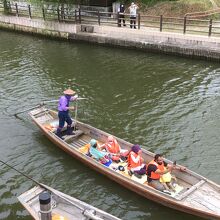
[100,135,129,162]
[127,144,146,177]
[89,139,112,166]
[146,154,176,192]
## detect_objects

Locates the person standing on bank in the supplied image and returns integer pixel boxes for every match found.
[56,89,78,138]
[118,4,126,27]
[129,2,139,29]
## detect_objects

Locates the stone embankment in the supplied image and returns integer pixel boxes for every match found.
[1,14,220,61]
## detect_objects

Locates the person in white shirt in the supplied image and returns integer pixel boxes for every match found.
[129,2,139,29]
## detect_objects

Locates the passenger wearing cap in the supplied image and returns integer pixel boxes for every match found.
[89,139,112,166]
[129,2,139,29]
[56,89,78,139]
[127,144,146,177]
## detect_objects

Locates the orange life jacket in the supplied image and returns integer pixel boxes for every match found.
[147,160,165,180]
[128,151,142,169]
[105,139,120,154]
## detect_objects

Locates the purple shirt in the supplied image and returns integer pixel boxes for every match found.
[58,95,78,111]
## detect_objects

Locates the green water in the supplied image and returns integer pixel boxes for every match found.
[0,30,220,219]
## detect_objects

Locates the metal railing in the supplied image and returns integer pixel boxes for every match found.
[1,1,220,37]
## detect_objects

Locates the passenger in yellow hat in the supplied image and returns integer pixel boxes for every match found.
[56,89,78,139]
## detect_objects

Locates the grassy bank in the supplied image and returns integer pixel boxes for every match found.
[215,0,220,7]
[138,0,213,17]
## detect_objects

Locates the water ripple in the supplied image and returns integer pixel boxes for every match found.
[0,31,219,220]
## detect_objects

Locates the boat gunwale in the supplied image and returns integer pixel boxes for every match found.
[28,107,220,220]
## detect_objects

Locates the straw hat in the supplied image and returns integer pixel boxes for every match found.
[63,89,76,95]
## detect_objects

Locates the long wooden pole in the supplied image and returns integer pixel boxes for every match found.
[74,100,78,131]
[13,98,88,117]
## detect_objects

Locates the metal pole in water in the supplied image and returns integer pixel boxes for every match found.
[74,100,78,131]
[39,191,52,220]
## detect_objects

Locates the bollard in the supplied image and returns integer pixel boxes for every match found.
[160,15,163,32]
[183,16,187,34]
[39,191,52,220]
[98,10,100,26]
[208,19,212,37]
[28,5,31,19]
[15,3,18,17]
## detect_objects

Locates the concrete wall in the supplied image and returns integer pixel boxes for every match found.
[1,14,220,61]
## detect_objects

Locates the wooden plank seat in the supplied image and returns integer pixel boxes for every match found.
[64,130,84,142]
[175,180,205,200]
[30,107,48,116]
[44,120,76,134]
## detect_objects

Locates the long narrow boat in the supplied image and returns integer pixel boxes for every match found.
[29,106,220,219]
[18,184,121,220]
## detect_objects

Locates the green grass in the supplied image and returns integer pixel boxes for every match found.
[140,0,177,6]
[140,0,213,17]
[214,0,220,7]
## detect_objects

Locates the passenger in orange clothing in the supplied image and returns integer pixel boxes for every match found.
[146,154,185,191]
[127,144,146,176]
[100,135,128,162]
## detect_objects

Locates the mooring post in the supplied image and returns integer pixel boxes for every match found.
[160,15,163,32]
[28,4,31,19]
[138,13,141,29]
[42,7,45,20]
[15,3,18,17]
[98,10,100,25]
[117,11,119,27]
[183,16,187,34]
[75,9,77,23]
[57,7,60,22]
[79,8,81,24]
[208,19,212,37]
[39,191,52,220]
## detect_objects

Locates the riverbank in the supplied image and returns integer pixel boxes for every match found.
[1,14,220,61]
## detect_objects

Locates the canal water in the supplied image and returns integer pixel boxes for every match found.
[0,30,220,220]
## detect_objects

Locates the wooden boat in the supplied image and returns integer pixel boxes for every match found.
[29,106,220,219]
[18,183,121,220]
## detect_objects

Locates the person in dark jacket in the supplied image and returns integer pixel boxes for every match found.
[118,4,126,27]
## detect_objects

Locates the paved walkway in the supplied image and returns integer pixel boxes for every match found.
[1,14,220,61]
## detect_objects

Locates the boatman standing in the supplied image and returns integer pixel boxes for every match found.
[56,89,78,139]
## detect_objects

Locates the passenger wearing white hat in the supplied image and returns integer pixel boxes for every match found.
[56,89,78,138]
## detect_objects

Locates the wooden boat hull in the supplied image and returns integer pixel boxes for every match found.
[29,107,220,219]
[18,184,121,220]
